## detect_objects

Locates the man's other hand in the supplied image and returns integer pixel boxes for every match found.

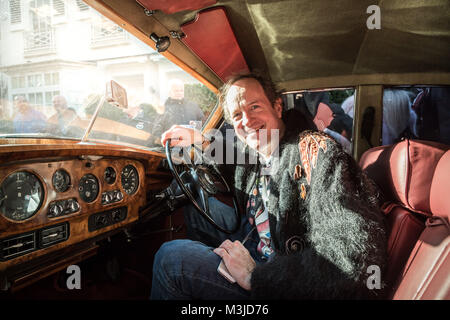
[213,240,256,291]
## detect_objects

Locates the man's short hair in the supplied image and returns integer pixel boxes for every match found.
[218,72,282,122]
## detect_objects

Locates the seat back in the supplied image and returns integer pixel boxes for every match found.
[393,150,450,299]
[360,139,450,299]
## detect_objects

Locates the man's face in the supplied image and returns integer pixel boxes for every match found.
[15,97,29,113]
[169,82,184,100]
[225,78,284,154]
[53,96,66,112]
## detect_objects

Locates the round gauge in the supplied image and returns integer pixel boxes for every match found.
[104,167,116,184]
[121,165,139,195]
[52,169,71,193]
[0,171,44,221]
[78,174,99,203]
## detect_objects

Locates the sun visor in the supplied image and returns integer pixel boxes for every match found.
[181,7,249,81]
[136,0,216,14]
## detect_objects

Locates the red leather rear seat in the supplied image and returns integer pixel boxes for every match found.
[360,139,450,299]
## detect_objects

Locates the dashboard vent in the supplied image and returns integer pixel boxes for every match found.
[0,231,37,261]
[39,223,69,247]
[0,223,70,261]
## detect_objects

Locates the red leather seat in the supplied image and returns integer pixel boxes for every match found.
[360,139,450,299]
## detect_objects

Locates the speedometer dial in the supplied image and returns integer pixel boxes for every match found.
[0,171,44,221]
[121,165,139,195]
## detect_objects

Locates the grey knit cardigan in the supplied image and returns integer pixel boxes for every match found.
[210,110,388,299]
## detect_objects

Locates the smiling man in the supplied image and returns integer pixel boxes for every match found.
[223,77,285,158]
[152,73,388,299]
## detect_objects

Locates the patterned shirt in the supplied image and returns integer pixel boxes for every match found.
[246,163,273,258]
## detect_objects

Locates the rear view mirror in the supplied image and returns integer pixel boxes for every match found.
[106,80,128,108]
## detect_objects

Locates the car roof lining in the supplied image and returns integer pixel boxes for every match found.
[94,0,450,90]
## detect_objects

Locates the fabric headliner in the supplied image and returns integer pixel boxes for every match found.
[241,0,450,83]
[135,0,450,85]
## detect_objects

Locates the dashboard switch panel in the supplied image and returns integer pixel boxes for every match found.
[88,207,127,232]
[101,190,123,205]
[48,198,80,218]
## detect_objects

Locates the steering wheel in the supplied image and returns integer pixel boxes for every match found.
[165,140,240,234]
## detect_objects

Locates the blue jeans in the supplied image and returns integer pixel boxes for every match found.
[150,198,264,300]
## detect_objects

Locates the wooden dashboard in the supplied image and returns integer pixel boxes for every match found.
[0,140,172,290]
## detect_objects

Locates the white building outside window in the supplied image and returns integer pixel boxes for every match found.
[9,0,22,24]
[24,0,55,54]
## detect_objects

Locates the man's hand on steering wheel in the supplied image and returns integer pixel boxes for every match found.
[161,125,240,234]
[161,124,203,148]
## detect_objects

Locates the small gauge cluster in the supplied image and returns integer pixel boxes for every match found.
[0,161,140,222]
[74,164,139,203]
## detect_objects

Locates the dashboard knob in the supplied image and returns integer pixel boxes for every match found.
[104,193,112,203]
[49,203,64,217]
[69,200,80,212]
[115,191,123,201]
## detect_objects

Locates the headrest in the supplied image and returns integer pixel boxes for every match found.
[430,150,450,219]
[360,139,450,217]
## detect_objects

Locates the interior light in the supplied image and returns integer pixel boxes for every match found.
[150,33,171,52]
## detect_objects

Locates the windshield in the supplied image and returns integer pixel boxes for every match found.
[0,0,217,150]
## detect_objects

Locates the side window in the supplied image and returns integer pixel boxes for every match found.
[283,88,355,154]
[382,87,450,146]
